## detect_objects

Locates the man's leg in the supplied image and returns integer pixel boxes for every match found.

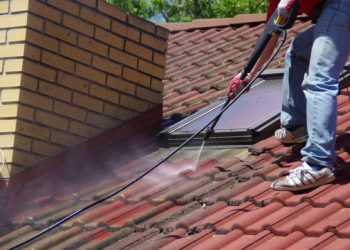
[301,0,350,167]
[275,28,313,143]
[280,28,313,129]
[272,0,350,191]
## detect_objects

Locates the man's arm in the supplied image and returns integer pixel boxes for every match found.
[249,34,280,78]
[228,0,280,98]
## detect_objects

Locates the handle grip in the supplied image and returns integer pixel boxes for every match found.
[275,0,300,30]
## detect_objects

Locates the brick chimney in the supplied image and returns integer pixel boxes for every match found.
[0,0,168,178]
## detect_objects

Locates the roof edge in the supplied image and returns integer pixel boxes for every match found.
[160,13,310,32]
[160,13,267,32]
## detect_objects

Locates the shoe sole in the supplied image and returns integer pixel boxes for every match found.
[271,175,336,191]
[275,135,308,144]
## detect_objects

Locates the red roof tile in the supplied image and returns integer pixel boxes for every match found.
[2,14,350,250]
[161,16,313,118]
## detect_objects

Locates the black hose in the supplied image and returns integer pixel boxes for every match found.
[8,29,287,250]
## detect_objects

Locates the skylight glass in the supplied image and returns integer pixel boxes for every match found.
[159,76,284,146]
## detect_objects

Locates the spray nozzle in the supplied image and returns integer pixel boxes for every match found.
[203,127,214,141]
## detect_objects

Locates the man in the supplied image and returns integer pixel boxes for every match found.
[228,0,350,191]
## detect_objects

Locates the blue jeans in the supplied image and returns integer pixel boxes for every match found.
[280,0,350,168]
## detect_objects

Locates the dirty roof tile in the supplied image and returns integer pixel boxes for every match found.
[158,229,213,250]
[2,13,350,250]
[271,203,344,236]
[246,231,328,250]
[220,230,271,250]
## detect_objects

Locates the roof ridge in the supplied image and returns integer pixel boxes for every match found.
[160,13,267,32]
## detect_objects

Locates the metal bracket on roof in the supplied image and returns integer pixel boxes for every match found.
[259,68,284,79]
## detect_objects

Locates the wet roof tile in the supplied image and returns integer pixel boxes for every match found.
[13,92,348,248]
[2,14,350,250]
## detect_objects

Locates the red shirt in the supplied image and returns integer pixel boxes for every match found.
[266,0,325,21]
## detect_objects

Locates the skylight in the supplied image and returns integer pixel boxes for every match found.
[159,73,284,147]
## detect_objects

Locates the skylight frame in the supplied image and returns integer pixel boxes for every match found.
[159,71,284,148]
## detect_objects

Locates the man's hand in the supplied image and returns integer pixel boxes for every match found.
[227,73,251,99]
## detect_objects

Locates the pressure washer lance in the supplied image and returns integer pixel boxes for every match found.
[203,0,300,141]
[8,3,300,250]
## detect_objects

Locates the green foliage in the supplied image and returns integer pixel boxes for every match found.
[209,0,269,18]
[107,0,269,23]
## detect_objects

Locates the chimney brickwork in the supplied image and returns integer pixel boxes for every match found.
[0,0,168,178]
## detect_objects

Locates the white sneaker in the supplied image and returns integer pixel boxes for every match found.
[275,126,308,144]
[271,162,335,191]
